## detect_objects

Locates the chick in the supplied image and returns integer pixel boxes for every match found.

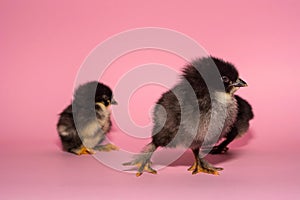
[210,95,254,154]
[123,56,247,176]
[57,81,118,155]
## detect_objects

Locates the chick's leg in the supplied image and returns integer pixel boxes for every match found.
[210,127,238,154]
[188,148,223,175]
[94,143,119,152]
[123,143,157,177]
[70,146,95,155]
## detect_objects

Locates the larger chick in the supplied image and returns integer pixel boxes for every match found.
[124,56,247,176]
[57,81,118,155]
[210,95,254,154]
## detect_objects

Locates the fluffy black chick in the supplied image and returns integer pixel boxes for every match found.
[123,56,248,176]
[57,81,118,155]
[210,95,254,154]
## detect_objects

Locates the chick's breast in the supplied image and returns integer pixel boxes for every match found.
[151,87,238,149]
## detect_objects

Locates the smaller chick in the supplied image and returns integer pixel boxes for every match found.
[57,81,118,155]
[210,95,254,154]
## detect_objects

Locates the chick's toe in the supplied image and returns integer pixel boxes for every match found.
[189,160,222,175]
[71,146,95,155]
[94,143,119,152]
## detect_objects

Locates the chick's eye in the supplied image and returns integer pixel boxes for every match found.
[222,76,230,83]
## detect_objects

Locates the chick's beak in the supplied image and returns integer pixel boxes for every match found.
[111,98,118,105]
[231,78,248,87]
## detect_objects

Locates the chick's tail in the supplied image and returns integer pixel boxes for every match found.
[123,142,157,177]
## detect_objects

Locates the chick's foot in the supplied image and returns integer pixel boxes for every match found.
[71,146,95,155]
[188,158,223,175]
[123,143,157,177]
[135,162,157,177]
[123,160,157,177]
[123,158,157,177]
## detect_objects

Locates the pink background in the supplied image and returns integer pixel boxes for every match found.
[1,0,300,199]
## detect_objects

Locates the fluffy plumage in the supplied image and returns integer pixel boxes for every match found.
[210,95,254,154]
[123,56,248,176]
[57,81,118,155]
